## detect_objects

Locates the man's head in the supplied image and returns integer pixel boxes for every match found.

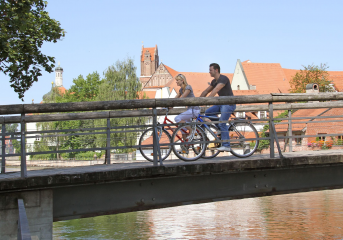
[209,63,220,78]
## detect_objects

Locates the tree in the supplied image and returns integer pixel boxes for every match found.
[0,0,65,100]
[289,64,333,93]
[33,72,101,159]
[95,58,145,153]
[1,123,20,154]
[61,72,101,102]
[257,110,291,152]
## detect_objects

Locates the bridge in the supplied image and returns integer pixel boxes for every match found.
[1,92,343,239]
[2,150,343,239]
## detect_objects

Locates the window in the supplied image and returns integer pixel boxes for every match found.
[259,111,266,119]
[295,134,302,145]
[337,136,343,145]
[318,134,326,141]
[237,112,245,118]
[237,85,240,90]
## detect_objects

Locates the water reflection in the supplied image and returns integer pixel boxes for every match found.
[53,189,343,239]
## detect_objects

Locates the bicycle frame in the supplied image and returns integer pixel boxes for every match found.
[195,114,247,143]
[157,109,187,143]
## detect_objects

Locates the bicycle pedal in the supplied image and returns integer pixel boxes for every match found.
[208,143,216,148]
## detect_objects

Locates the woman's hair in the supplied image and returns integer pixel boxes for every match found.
[175,74,188,86]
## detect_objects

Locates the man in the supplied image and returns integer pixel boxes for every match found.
[200,63,236,152]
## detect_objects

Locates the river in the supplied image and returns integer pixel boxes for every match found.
[53,189,343,239]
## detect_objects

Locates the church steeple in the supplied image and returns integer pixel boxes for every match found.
[55,62,63,87]
[140,45,159,77]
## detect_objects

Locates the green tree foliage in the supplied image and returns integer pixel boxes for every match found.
[257,110,291,152]
[60,72,101,102]
[0,0,65,100]
[33,58,145,158]
[31,84,65,159]
[289,64,333,93]
[34,73,101,159]
[56,72,101,158]
[95,58,145,153]
[0,123,20,154]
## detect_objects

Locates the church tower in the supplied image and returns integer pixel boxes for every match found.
[140,45,159,86]
[55,62,63,87]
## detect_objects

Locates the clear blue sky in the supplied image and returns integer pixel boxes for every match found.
[1,0,342,105]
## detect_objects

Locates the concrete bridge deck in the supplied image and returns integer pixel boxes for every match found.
[2,150,343,239]
[1,149,343,192]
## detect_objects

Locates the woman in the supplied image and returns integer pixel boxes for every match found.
[172,74,200,140]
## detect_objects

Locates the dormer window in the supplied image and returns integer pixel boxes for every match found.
[259,111,266,119]
[237,112,245,118]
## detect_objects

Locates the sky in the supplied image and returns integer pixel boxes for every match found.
[1,0,343,105]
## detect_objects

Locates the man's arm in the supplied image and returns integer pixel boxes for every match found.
[208,83,225,97]
[200,86,214,97]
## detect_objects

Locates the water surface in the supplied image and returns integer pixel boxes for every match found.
[53,189,343,239]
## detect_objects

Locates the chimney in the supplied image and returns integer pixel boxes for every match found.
[306,83,319,93]
[306,83,319,103]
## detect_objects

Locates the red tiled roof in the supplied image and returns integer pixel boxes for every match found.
[57,86,66,95]
[274,108,328,132]
[282,68,299,84]
[242,62,290,94]
[166,72,234,97]
[164,64,179,78]
[282,68,343,92]
[141,47,156,62]
[328,71,343,92]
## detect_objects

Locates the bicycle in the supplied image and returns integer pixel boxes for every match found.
[170,113,259,161]
[138,108,200,162]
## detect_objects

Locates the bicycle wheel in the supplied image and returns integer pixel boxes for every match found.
[229,122,259,158]
[201,124,220,159]
[139,127,172,162]
[171,124,207,161]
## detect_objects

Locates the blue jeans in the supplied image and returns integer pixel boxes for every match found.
[205,104,236,147]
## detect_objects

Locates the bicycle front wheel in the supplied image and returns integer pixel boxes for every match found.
[171,124,207,161]
[139,128,172,162]
[201,124,220,159]
[229,122,259,158]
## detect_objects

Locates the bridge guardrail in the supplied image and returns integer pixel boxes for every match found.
[1,92,343,177]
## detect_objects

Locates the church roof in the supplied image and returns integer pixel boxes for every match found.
[141,47,157,61]
[164,64,178,78]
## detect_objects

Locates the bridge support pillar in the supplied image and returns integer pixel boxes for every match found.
[0,189,53,240]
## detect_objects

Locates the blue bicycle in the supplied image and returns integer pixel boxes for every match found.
[170,113,259,161]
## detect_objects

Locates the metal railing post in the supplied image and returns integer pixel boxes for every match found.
[17,199,32,240]
[20,113,27,178]
[268,102,284,158]
[1,124,5,173]
[269,102,275,158]
[106,118,111,164]
[152,108,163,166]
[288,110,293,152]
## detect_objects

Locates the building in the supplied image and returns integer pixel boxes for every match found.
[137,45,343,157]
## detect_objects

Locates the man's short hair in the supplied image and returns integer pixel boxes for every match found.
[210,63,220,73]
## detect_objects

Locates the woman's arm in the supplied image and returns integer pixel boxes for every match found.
[180,89,190,98]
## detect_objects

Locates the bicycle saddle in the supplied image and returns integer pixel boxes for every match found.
[205,116,220,121]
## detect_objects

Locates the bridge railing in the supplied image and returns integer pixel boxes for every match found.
[1,92,343,177]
